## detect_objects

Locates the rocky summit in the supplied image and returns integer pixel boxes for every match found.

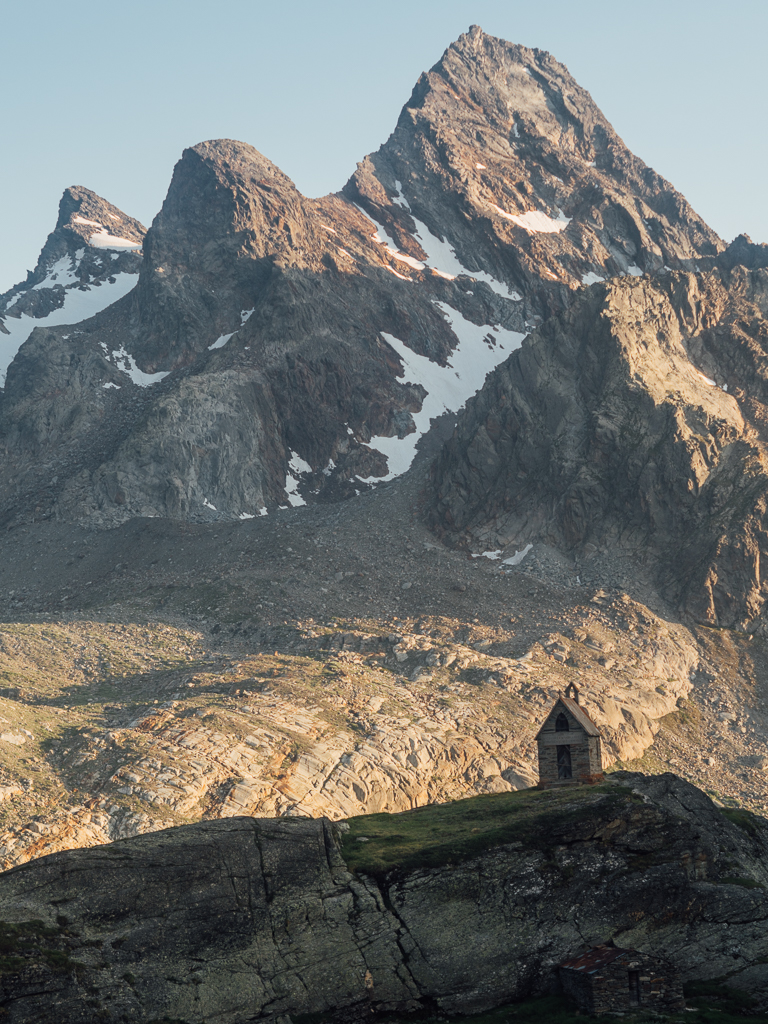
[0,21,768,1024]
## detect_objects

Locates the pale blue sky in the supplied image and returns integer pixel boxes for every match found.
[1,0,765,292]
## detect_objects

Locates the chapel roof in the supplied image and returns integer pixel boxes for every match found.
[560,945,633,973]
[535,695,602,739]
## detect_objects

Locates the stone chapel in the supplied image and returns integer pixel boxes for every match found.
[536,682,604,787]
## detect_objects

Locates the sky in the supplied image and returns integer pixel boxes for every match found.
[1,0,766,292]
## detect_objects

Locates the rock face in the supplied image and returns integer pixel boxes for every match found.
[429,259,768,629]
[0,773,766,1023]
[0,27,724,528]
[0,187,144,380]
[0,598,710,873]
[345,25,721,306]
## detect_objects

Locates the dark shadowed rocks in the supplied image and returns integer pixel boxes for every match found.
[0,774,766,1022]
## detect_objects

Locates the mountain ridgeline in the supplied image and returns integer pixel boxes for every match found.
[1,24,767,637]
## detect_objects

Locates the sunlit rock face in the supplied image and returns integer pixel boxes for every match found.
[429,261,768,629]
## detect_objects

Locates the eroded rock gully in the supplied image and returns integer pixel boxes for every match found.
[0,774,766,1023]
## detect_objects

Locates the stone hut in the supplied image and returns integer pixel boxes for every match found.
[536,682,603,787]
[559,944,685,1015]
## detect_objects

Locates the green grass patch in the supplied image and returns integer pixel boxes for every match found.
[720,806,764,839]
[341,782,633,877]
[0,919,85,976]
[718,875,765,889]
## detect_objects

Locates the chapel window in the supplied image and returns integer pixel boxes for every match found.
[555,713,569,732]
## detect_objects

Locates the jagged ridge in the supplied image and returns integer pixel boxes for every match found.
[0,26,726,529]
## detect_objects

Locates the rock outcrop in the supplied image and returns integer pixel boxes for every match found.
[0,773,766,1023]
[0,591,714,872]
[429,261,768,629]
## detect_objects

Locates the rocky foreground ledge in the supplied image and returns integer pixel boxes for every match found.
[0,772,766,1023]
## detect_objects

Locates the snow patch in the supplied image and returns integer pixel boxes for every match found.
[203,499,217,511]
[285,449,310,507]
[356,204,425,270]
[362,306,524,480]
[476,163,486,169]
[72,215,102,227]
[581,271,605,286]
[503,544,533,566]
[472,550,502,560]
[208,310,253,349]
[289,450,312,475]
[490,205,570,234]
[391,251,424,271]
[258,507,268,517]
[0,272,138,386]
[32,256,79,290]
[239,512,255,520]
[102,382,120,389]
[392,184,521,299]
[209,332,235,350]
[285,486,306,508]
[88,230,141,250]
[110,345,170,387]
[695,370,716,387]
[625,265,643,277]
[386,266,411,281]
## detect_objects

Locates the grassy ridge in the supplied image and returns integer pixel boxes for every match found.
[340,782,630,876]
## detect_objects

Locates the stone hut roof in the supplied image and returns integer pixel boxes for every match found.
[534,695,601,740]
[560,945,634,973]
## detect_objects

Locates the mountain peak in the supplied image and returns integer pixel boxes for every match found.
[188,138,292,183]
[0,186,146,384]
[347,27,722,319]
[1,186,145,317]
[55,185,146,246]
[0,28,735,530]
